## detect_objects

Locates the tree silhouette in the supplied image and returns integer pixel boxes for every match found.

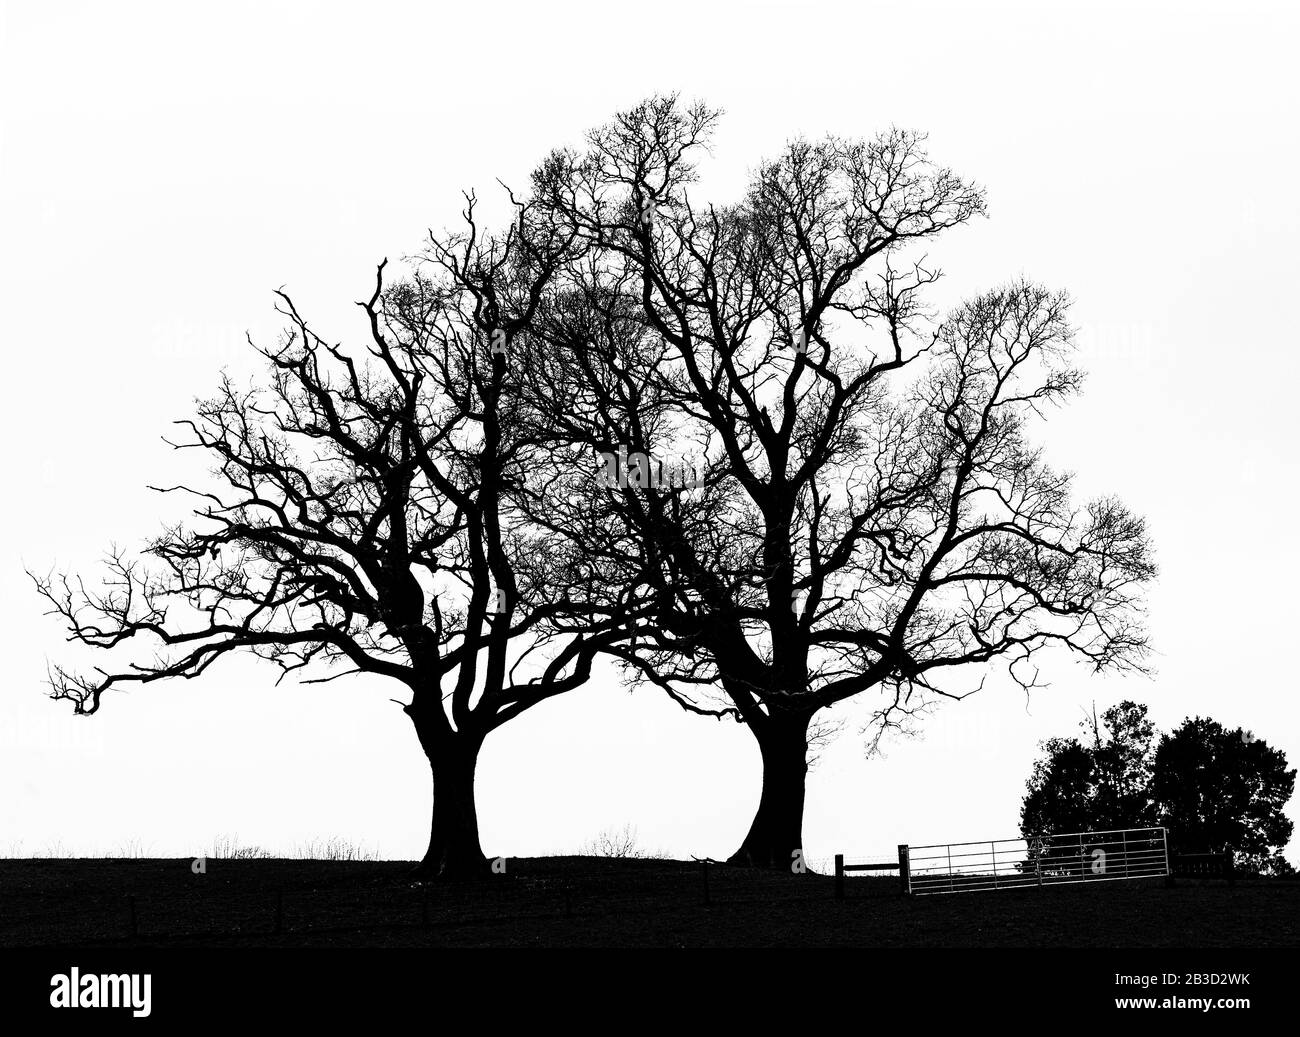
[1154,717,1295,874]
[1020,702,1157,869]
[1021,704,1295,875]
[31,194,646,879]
[524,96,1157,867]
[31,95,1164,876]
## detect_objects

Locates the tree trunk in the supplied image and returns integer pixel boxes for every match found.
[407,705,489,880]
[727,710,813,869]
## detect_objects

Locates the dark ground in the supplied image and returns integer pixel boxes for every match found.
[1,857,1295,948]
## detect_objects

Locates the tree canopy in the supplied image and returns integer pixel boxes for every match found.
[1021,702,1295,874]
[34,94,1163,874]
[520,95,1157,864]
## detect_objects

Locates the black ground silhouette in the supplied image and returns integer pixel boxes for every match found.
[3,858,1294,948]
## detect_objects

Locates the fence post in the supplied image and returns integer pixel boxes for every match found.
[421,886,430,928]
[834,854,845,900]
[274,890,283,934]
[991,841,999,889]
[1224,849,1236,887]
[702,859,711,906]
[897,845,910,895]
[126,895,137,938]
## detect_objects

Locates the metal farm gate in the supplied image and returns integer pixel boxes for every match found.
[903,826,1169,895]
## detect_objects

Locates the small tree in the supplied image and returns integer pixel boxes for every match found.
[1020,702,1157,870]
[1021,705,1296,876]
[1153,718,1295,874]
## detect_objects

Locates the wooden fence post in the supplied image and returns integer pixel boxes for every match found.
[897,845,910,895]
[834,854,845,900]
[702,859,711,906]
[274,890,283,934]
[1224,850,1236,887]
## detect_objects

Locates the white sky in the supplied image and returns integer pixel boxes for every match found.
[2,0,1297,867]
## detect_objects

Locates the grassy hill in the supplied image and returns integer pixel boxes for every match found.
[2,857,1295,948]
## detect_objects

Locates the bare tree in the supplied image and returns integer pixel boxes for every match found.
[523,96,1157,867]
[32,194,645,879]
[31,96,1158,876]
